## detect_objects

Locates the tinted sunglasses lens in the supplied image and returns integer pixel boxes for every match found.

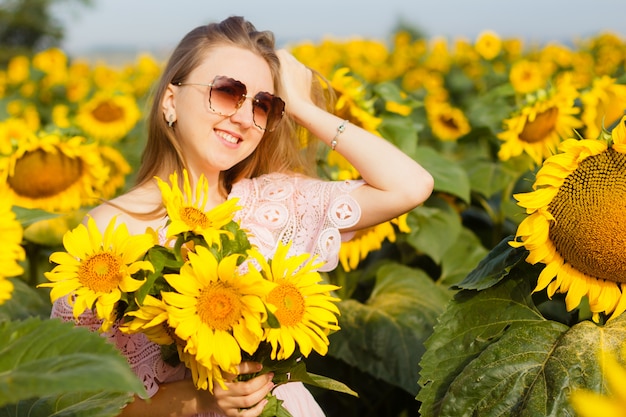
[252,92,285,132]
[209,77,246,115]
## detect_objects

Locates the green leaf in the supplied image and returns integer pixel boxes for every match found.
[377,113,419,155]
[282,361,358,397]
[461,158,520,198]
[438,227,489,287]
[306,373,359,397]
[453,236,528,291]
[414,146,471,203]
[12,206,60,228]
[0,317,147,407]
[330,263,451,396]
[0,391,134,417]
[408,198,462,264]
[418,273,626,417]
[418,275,544,416]
[0,278,51,322]
[259,394,292,417]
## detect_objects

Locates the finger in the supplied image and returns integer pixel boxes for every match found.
[237,361,263,375]
[215,377,274,416]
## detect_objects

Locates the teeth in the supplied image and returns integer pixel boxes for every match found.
[217,131,239,144]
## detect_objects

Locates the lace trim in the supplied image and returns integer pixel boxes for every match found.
[231,173,363,271]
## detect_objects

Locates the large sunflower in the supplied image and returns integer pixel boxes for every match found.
[75,91,141,142]
[41,216,154,331]
[510,115,626,321]
[2,132,108,212]
[161,245,272,391]
[156,170,241,247]
[250,242,341,360]
[498,74,582,166]
[0,187,25,304]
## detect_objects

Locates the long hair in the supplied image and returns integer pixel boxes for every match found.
[134,16,326,198]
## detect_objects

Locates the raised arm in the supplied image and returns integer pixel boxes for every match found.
[277,50,434,231]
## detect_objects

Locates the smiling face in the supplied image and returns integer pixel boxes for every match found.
[163,45,275,184]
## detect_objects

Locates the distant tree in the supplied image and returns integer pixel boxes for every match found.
[0,0,92,64]
[391,18,428,41]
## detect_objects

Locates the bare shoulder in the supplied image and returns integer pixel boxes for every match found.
[85,184,166,235]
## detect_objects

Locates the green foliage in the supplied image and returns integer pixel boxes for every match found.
[0,278,50,321]
[417,256,626,416]
[0,317,146,414]
[0,0,93,64]
[331,262,451,396]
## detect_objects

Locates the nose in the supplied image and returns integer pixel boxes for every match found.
[230,96,256,129]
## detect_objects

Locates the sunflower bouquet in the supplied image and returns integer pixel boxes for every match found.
[41,169,356,417]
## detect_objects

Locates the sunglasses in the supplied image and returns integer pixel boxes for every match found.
[175,75,285,132]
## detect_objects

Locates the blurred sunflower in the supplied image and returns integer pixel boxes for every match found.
[570,349,626,417]
[32,48,68,85]
[75,91,141,142]
[155,170,241,247]
[329,67,382,134]
[339,214,409,272]
[161,245,271,391]
[0,186,25,304]
[0,72,6,97]
[426,99,471,141]
[474,30,502,61]
[580,75,626,140]
[0,117,34,155]
[41,216,154,331]
[126,53,163,98]
[6,55,30,85]
[510,115,626,321]
[498,74,582,165]
[66,60,93,103]
[250,242,341,360]
[6,101,40,131]
[325,68,416,272]
[509,59,546,94]
[97,145,131,199]
[2,132,108,212]
[51,104,71,128]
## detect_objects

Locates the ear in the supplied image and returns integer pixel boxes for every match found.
[162,83,177,122]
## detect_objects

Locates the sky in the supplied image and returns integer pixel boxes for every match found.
[54,0,626,58]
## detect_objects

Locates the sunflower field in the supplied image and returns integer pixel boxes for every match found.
[2,27,626,417]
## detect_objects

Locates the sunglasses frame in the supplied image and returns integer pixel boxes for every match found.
[175,75,285,132]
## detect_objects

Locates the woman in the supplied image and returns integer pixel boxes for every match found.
[51,15,433,417]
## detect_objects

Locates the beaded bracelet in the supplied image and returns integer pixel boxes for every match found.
[331,120,349,151]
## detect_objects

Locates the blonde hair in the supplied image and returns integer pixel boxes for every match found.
[134,16,328,198]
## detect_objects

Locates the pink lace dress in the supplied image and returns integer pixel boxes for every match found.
[51,173,364,416]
